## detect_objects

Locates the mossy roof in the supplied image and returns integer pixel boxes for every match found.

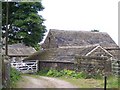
[5,43,36,56]
[42,29,118,48]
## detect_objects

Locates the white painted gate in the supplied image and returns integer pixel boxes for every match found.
[11,60,38,73]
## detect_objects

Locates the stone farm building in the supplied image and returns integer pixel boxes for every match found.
[2,43,36,87]
[6,43,36,62]
[24,29,119,75]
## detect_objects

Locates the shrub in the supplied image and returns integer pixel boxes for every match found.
[75,72,87,79]
[36,69,104,79]
[46,69,63,77]
[10,68,21,87]
[37,69,91,79]
[47,69,57,76]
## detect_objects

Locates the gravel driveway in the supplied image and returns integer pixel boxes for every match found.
[16,75,77,88]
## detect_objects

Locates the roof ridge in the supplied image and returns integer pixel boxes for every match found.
[58,44,99,49]
[49,29,108,34]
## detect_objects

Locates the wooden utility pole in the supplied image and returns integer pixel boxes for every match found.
[0,1,2,89]
[5,0,9,56]
[4,0,10,88]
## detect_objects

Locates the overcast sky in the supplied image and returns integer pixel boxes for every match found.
[40,0,119,44]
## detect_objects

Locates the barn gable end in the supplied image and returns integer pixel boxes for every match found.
[85,45,113,57]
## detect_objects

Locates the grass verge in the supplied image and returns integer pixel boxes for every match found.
[36,69,119,88]
[58,76,119,88]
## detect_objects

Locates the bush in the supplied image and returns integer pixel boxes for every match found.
[46,69,63,77]
[36,69,92,79]
[10,68,21,87]
[47,69,57,76]
[75,72,87,79]
[37,69,104,79]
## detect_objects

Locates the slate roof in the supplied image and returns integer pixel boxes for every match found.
[42,29,118,49]
[24,46,84,61]
[24,29,118,61]
[24,44,113,61]
[6,43,36,56]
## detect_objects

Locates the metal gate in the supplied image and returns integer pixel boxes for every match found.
[11,60,38,73]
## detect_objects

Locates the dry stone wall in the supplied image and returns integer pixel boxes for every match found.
[75,56,112,76]
[38,61,76,71]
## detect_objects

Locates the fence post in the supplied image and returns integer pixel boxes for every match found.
[104,75,107,90]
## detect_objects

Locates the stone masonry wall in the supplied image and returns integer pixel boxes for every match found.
[75,56,112,76]
[38,61,76,71]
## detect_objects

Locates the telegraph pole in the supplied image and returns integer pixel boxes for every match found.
[4,0,10,88]
[5,0,9,56]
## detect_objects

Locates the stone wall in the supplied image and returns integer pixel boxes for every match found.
[75,56,112,76]
[38,56,112,77]
[112,59,120,76]
[38,56,112,75]
[42,32,58,49]
[38,60,76,71]
[87,46,112,58]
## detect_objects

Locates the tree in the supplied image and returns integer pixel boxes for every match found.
[91,29,99,32]
[2,2,46,48]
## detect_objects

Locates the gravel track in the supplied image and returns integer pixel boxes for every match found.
[16,75,77,88]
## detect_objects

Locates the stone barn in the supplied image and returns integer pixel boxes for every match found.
[42,29,117,49]
[2,43,36,87]
[25,29,118,75]
[2,43,38,73]
[6,43,36,62]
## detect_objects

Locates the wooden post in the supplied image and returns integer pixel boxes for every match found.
[104,76,107,90]
[4,1,10,88]
[5,0,9,56]
[0,1,2,89]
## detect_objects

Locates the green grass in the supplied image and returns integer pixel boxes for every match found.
[104,76,119,88]
[58,76,119,88]
[58,77,103,88]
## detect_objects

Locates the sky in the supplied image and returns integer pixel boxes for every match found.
[39,0,119,45]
